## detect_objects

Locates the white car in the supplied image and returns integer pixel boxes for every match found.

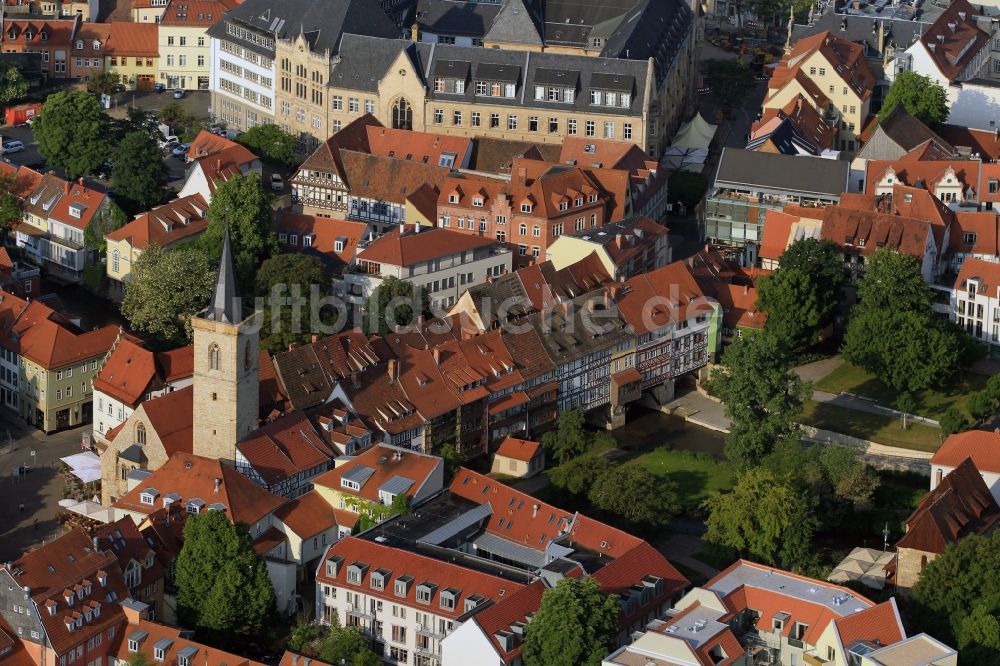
[1,140,24,154]
[270,174,284,191]
[159,135,179,149]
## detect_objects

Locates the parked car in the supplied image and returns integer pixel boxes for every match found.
[172,89,185,99]
[209,122,226,135]
[159,135,179,149]
[270,174,284,192]
[171,143,191,157]
[12,118,34,128]
[1,140,25,155]
[154,83,166,93]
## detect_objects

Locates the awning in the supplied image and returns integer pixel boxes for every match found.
[611,367,643,385]
[58,499,114,524]
[488,391,530,415]
[671,112,718,150]
[61,452,102,484]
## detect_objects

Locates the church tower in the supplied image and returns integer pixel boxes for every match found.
[191,231,259,461]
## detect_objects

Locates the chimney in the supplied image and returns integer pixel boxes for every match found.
[215,159,221,172]
[432,347,440,364]
[532,503,539,518]
[928,42,936,51]
[213,478,221,493]
[311,334,318,343]
[64,181,71,195]
[410,23,418,43]
[77,177,84,186]
[744,284,750,295]
[387,359,398,382]
[615,233,623,249]
[603,289,611,309]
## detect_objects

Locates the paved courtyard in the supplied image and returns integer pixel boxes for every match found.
[0,412,92,561]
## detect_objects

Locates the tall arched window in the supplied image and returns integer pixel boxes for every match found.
[391,98,412,130]
[209,343,220,370]
[135,422,146,445]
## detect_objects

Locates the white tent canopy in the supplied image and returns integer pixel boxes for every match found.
[61,451,102,484]
[671,113,718,151]
[58,498,114,524]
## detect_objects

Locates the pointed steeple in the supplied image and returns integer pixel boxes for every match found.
[204,229,241,324]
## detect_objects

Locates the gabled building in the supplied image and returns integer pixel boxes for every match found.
[1,16,80,77]
[748,94,838,156]
[819,206,937,282]
[94,517,166,620]
[177,132,262,202]
[104,22,159,91]
[546,215,670,280]
[69,22,110,81]
[890,458,1000,590]
[949,257,1000,353]
[864,158,981,205]
[92,334,193,440]
[756,206,824,269]
[274,212,369,276]
[158,0,237,91]
[931,430,1000,503]
[895,0,994,87]
[0,529,131,666]
[490,435,543,479]
[763,31,876,153]
[104,193,210,292]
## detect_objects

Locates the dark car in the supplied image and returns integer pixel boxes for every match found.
[154,83,166,93]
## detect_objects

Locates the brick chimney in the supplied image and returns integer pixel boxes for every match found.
[432,347,440,364]
[615,233,623,249]
[387,359,398,382]
[64,180,71,195]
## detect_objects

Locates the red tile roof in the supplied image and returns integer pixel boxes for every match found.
[937,125,1000,161]
[952,212,999,256]
[768,31,875,102]
[364,125,472,166]
[236,411,337,486]
[865,160,980,198]
[49,178,107,231]
[471,580,547,661]
[615,262,710,335]
[2,18,78,46]
[94,517,165,594]
[714,282,767,330]
[759,210,799,261]
[751,94,838,153]
[0,162,43,199]
[357,225,499,267]
[953,257,1000,296]
[917,0,988,81]
[312,443,442,504]
[273,489,357,538]
[5,528,131,656]
[104,21,158,57]
[137,386,194,457]
[275,212,367,274]
[105,194,209,250]
[316,536,523,621]
[13,301,119,369]
[114,453,287,525]
[897,458,1000,554]
[494,436,541,462]
[932,429,1000,473]
[93,338,193,407]
[819,206,931,262]
[113,619,265,666]
[158,0,236,26]
[833,599,904,649]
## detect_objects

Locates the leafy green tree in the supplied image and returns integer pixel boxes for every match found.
[588,465,680,529]
[843,309,960,393]
[255,253,334,353]
[711,331,809,468]
[84,200,127,254]
[702,467,818,569]
[157,102,196,133]
[33,91,111,179]
[958,605,1000,663]
[175,511,277,641]
[113,107,163,143]
[818,445,879,509]
[968,391,997,423]
[706,59,754,108]
[522,577,620,666]
[286,621,321,653]
[668,171,707,209]
[855,249,933,316]
[775,238,846,317]
[201,173,278,291]
[122,244,214,346]
[86,70,120,96]
[315,616,381,666]
[878,71,949,128]
[911,531,1000,645]
[540,409,614,465]
[0,172,23,233]
[237,124,296,165]
[0,63,28,106]
[362,275,430,337]
[548,455,611,495]
[940,407,970,436]
[125,651,155,666]
[757,268,826,355]
[987,373,1000,402]
[111,131,168,215]
[437,441,462,480]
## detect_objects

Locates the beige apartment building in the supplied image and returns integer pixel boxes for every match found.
[276,34,695,158]
[764,31,876,153]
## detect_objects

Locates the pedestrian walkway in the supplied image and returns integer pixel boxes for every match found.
[793,356,844,383]
[665,390,731,432]
[812,390,940,427]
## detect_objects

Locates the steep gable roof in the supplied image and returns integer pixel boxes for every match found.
[932,429,1000,474]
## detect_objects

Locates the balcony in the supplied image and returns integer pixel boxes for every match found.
[415,625,445,640]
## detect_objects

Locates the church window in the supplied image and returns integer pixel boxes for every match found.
[209,343,220,371]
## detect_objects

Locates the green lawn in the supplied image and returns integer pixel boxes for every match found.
[813,362,987,421]
[629,449,734,512]
[798,400,943,452]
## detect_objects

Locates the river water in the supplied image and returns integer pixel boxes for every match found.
[607,406,727,457]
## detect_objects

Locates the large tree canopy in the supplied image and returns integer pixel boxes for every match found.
[854,248,933,316]
[237,124,296,165]
[111,131,168,215]
[255,253,337,353]
[0,63,28,106]
[121,244,214,346]
[0,172,23,233]
[587,465,680,529]
[702,466,818,570]
[362,275,430,337]
[201,173,278,291]
[34,91,111,179]
[540,409,614,465]
[877,71,949,127]
[175,511,277,642]
[521,578,620,666]
[711,331,809,468]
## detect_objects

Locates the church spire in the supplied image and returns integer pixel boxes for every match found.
[204,229,240,324]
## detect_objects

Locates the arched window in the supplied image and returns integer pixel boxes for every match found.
[209,343,220,371]
[391,98,412,130]
[120,465,128,480]
[135,422,146,445]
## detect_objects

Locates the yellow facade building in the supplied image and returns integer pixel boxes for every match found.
[105,22,160,91]
[158,0,235,90]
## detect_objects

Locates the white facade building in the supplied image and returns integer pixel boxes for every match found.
[208,29,276,131]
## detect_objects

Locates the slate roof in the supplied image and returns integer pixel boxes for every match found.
[855,105,954,162]
[206,0,400,57]
[791,8,928,56]
[482,0,542,46]
[713,148,850,197]
[415,0,503,37]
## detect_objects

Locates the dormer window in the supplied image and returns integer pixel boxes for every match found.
[47,603,56,616]
[75,40,83,49]
[346,562,369,585]
[559,201,568,211]
[326,556,342,578]
[93,41,100,51]
[588,194,598,203]
[140,488,159,505]
[448,194,459,204]
[439,588,459,611]
[370,569,389,591]
[97,572,107,587]
[39,31,47,41]
[472,198,483,207]
[415,582,436,604]
[394,575,412,597]
[520,203,532,213]
[186,498,204,514]
[64,592,74,606]
[145,553,154,569]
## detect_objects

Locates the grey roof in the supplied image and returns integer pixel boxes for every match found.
[342,464,376,488]
[119,444,147,464]
[202,230,241,325]
[153,638,174,653]
[128,630,149,644]
[483,0,543,46]
[599,0,693,79]
[713,148,850,198]
[433,59,471,79]
[187,497,205,508]
[379,475,415,497]
[418,501,493,546]
[415,0,503,37]
[473,531,547,568]
[528,289,632,364]
[476,62,522,83]
[330,35,412,93]
[534,67,580,87]
[854,105,954,162]
[207,0,400,57]
[791,9,929,55]
[176,646,199,661]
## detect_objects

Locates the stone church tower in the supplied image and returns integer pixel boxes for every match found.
[191,231,259,461]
